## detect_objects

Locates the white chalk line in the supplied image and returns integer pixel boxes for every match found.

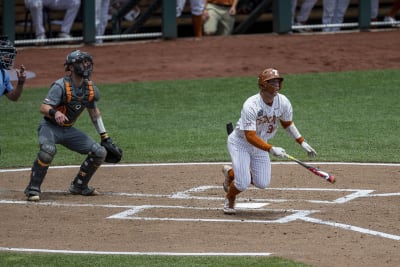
[300,217,400,241]
[0,247,271,256]
[1,161,400,173]
[1,162,400,255]
[0,186,379,204]
[1,186,399,242]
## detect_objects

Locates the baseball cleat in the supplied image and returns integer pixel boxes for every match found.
[222,165,233,193]
[69,183,99,196]
[25,187,40,201]
[27,194,40,201]
[223,198,236,215]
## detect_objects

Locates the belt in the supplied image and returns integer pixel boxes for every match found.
[209,2,231,7]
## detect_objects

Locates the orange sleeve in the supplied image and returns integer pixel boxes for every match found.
[244,130,272,151]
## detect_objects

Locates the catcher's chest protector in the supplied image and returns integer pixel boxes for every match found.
[56,80,95,126]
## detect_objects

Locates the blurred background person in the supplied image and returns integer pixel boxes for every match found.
[203,0,239,36]
[384,0,400,27]
[322,0,350,32]
[96,0,111,44]
[291,0,318,33]
[24,0,81,40]
[177,0,206,37]
[370,0,379,22]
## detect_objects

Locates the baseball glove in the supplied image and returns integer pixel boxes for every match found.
[101,137,123,163]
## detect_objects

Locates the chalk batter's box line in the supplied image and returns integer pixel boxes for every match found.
[106,204,319,224]
[0,186,379,205]
[1,192,400,240]
[171,186,376,204]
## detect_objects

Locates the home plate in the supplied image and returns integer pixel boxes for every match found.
[235,203,270,209]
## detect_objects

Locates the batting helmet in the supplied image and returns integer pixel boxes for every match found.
[0,37,17,70]
[64,50,93,78]
[258,68,284,93]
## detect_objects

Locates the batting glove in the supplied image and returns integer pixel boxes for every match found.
[270,146,286,158]
[301,140,317,158]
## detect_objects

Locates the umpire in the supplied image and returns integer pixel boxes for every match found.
[24,50,122,201]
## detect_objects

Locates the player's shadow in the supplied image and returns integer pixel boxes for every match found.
[231,209,292,220]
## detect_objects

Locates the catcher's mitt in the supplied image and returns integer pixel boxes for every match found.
[101,137,122,163]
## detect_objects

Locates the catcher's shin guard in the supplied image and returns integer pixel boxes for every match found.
[70,143,106,196]
[24,159,50,199]
[70,160,99,195]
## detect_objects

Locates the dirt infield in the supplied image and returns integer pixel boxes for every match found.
[1,163,399,266]
[1,30,400,267]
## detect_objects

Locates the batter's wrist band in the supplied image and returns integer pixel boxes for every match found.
[48,109,57,117]
[296,137,305,144]
[100,132,109,140]
[17,80,25,85]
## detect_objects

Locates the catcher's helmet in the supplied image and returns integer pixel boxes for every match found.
[0,37,17,70]
[258,68,284,93]
[64,50,93,78]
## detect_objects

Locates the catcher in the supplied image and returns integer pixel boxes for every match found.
[24,50,122,201]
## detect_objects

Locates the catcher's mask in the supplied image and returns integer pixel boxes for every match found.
[258,68,284,93]
[0,37,17,70]
[64,50,93,79]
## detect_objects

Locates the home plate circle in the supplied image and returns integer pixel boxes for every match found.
[235,203,270,209]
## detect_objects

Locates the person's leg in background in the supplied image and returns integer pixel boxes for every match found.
[384,0,400,27]
[190,0,205,37]
[24,0,46,39]
[331,0,350,32]
[45,0,81,37]
[322,0,335,32]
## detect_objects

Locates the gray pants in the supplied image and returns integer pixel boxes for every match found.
[24,0,81,37]
[38,119,96,154]
[322,0,350,32]
[291,0,318,24]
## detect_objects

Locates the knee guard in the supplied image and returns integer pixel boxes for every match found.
[89,142,107,166]
[38,143,57,164]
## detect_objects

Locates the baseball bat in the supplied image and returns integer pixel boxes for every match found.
[224,122,334,183]
[226,122,233,135]
[283,153,335,183]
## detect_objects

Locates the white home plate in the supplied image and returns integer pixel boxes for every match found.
[235,203,269,209]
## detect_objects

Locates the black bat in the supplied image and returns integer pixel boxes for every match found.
[226,122,233,135]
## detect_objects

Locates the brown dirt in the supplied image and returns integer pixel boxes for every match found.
[2,30,400,267]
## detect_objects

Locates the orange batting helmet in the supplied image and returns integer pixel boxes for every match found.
[258,68,284,93]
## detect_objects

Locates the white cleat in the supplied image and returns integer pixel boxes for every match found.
[27,195,40,201]
[223,198,236,215]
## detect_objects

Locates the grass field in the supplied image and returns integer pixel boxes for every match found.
[0,69,399,266]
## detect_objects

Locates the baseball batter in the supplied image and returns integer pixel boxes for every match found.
[24,50,121,201]
[223,68,317,214]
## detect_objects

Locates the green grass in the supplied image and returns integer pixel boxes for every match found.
[0,253,311,267]
[1,69,399,168]
[0,69,399,266]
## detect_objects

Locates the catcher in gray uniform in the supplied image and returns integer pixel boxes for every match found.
[24,50,122,201]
